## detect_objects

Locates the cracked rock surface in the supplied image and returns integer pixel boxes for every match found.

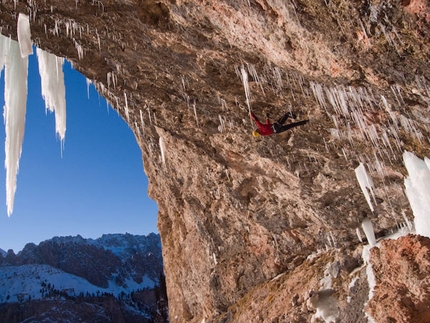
[1,0,429,322]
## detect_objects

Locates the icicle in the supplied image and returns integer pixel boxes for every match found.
[381,129,394,155]
[285,72,295,101]
[355,163,376,212]
[399,115,423,143]
[86,78,91,99]
[390,85,401,107]
[366,124,379,147]
[139,109,145,130]
[359,18,368,39]
[134,121,141,138]
[181,75,186,91]
[342,148,348,161]
[124,91,130,122]
[36,48,66,143]
[192,100,199,127]
[329,231,336,248]
[327,233,334,247]
[401,211,413,231]
[272,66,283,93]
[240,65,251,113]
[74,39,83,60]
[159,137,166,167]
[72,21,78,37]
[403,151,430,238]
[213,253,218,265]
[4,40,29,216]
[218,115,225,133]
[247,63,265,95]
[225,169,230,181]
[323,138,329,153]
[362,217,376,246]
[17,13,33,58]
[65,21,70,38]
[219,97,228,111]
[147,106,152,125]
[356,228,363,243]
[310,82,328,112]
[97,31,101,51]
[0,35,10,71]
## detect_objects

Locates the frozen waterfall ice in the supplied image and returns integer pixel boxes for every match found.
[0,18,66,215]
[0,34,9,72]
[2,37,28,216]
[362,217,376,247]
[36,48,67,143]
[17,13,32,58]
[355,163,376,212]
[404,151,430,238]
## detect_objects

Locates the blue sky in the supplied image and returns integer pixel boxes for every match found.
[0,51,158,253]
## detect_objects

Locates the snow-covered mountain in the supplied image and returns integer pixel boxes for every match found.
[2,233,163,289]
[0,233,168,323]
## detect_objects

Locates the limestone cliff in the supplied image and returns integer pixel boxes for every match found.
[0,0,429,322]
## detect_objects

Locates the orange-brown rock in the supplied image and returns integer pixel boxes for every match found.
[368,235,430,323]
[0,1,429,322]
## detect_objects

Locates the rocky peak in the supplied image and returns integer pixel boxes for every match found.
[2,233,163,289]
[0,233,167,323]
[0,0,429,322]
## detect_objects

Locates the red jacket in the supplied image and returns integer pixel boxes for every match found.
[250,112,274,136]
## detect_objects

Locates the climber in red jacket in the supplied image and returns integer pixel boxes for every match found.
[250,111,309,137]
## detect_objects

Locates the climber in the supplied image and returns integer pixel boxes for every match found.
[250,111,309,137]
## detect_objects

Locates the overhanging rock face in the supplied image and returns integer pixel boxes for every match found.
[1,1,430,322]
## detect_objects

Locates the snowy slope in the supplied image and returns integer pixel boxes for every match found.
[0,263,155,304]
[0,233,163,304]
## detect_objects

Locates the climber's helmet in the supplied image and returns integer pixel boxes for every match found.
[252,130,260,138]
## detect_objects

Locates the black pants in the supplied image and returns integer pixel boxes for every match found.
[272,113,309,134]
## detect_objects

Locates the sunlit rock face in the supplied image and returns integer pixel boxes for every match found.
[1,1,430,322]
[368,234,430,323]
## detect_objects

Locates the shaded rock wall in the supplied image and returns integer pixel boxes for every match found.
[0,0,429,322]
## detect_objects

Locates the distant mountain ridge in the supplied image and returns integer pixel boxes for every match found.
[0,233,168,323]
[2,233,162,289]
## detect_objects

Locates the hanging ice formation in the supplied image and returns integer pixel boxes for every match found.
[2,15,30,216]
[404,151,430,238]
[361,217,376,247]
[0,14,67,216]
[17,13,32,58]
[355,163,377,212]
[36,48,67,144]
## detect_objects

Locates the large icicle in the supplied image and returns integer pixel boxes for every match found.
[0,35,10,70]
[3,39,29,216]
[362,217,376,247]
[355,163,376,212]
[17,13,32,58]
[404,151,430,238]
[36,48,66,143]
[240,65,251,113]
